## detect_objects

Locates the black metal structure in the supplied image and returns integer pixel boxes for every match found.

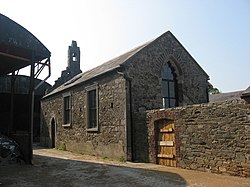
[0,13,51,164]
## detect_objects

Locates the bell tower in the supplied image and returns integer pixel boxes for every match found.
[67,40,81,75]
[50,40,82,91]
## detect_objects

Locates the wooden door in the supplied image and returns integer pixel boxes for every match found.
[157,120,176,167]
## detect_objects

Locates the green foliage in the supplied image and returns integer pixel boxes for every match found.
[119,156,126,163]
[57,143,66,151]
[208,87,221,95]
[208,83,221,95]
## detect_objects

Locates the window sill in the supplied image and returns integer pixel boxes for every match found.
[62,123,71,127]
[87,127,98,132]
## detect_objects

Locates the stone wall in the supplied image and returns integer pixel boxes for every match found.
[123,32,209,161]
[41,73,127,160]
[147,99,250,177]
[41,32,209,163]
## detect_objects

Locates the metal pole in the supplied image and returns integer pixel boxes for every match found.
[28,58,35,164]
[28,57,50,164]
[9,72,15,136]
[30,90,34,162]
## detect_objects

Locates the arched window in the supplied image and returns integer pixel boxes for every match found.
[162,62,177,108]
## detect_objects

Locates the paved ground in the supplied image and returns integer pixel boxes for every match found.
[0,146,249,187]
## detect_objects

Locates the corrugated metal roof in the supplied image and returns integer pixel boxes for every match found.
[0,13,51,75]
[0,75,51,95]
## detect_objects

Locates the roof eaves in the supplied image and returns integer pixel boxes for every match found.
[0,13,51,60]
[241,86,250,98]
[42,65,121,99]
[43,40,153,99]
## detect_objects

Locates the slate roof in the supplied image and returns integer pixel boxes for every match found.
[44,40,152,98]
[209,91,243,103]
[209,85,250,103]
[44,31,208,98]
[241,86,250,98]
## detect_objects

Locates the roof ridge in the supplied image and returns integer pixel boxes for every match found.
[44,38,155,98]
[44,30,209,98]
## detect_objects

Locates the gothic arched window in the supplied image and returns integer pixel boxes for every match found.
[162,62,177,108]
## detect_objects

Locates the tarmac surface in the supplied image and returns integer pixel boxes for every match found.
[0,146,249,187]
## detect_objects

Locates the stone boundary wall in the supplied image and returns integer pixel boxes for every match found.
[147,99,250,177]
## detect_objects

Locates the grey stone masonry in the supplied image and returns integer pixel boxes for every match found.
[123,32,209,161]
[41,31,209,163]
[41,73,127,160]
[147,99,250,177]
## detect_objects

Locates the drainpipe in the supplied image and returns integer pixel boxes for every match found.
[116,68,134,161]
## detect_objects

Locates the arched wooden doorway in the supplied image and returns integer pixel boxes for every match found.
[51,118,56,148]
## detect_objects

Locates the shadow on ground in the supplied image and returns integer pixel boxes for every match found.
[0,153,187,187]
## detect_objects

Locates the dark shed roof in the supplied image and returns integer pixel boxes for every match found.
[0,75,51,95]
[0,14,51,75]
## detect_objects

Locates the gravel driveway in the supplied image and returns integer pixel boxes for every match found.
[0,146,249,187]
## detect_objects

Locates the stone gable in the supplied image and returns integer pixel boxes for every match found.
[41,31,209,162]
[121,32,209,161]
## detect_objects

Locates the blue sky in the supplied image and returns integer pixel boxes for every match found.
[1,0,249,92]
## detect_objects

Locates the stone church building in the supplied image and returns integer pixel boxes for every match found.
[40,31,209,162]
